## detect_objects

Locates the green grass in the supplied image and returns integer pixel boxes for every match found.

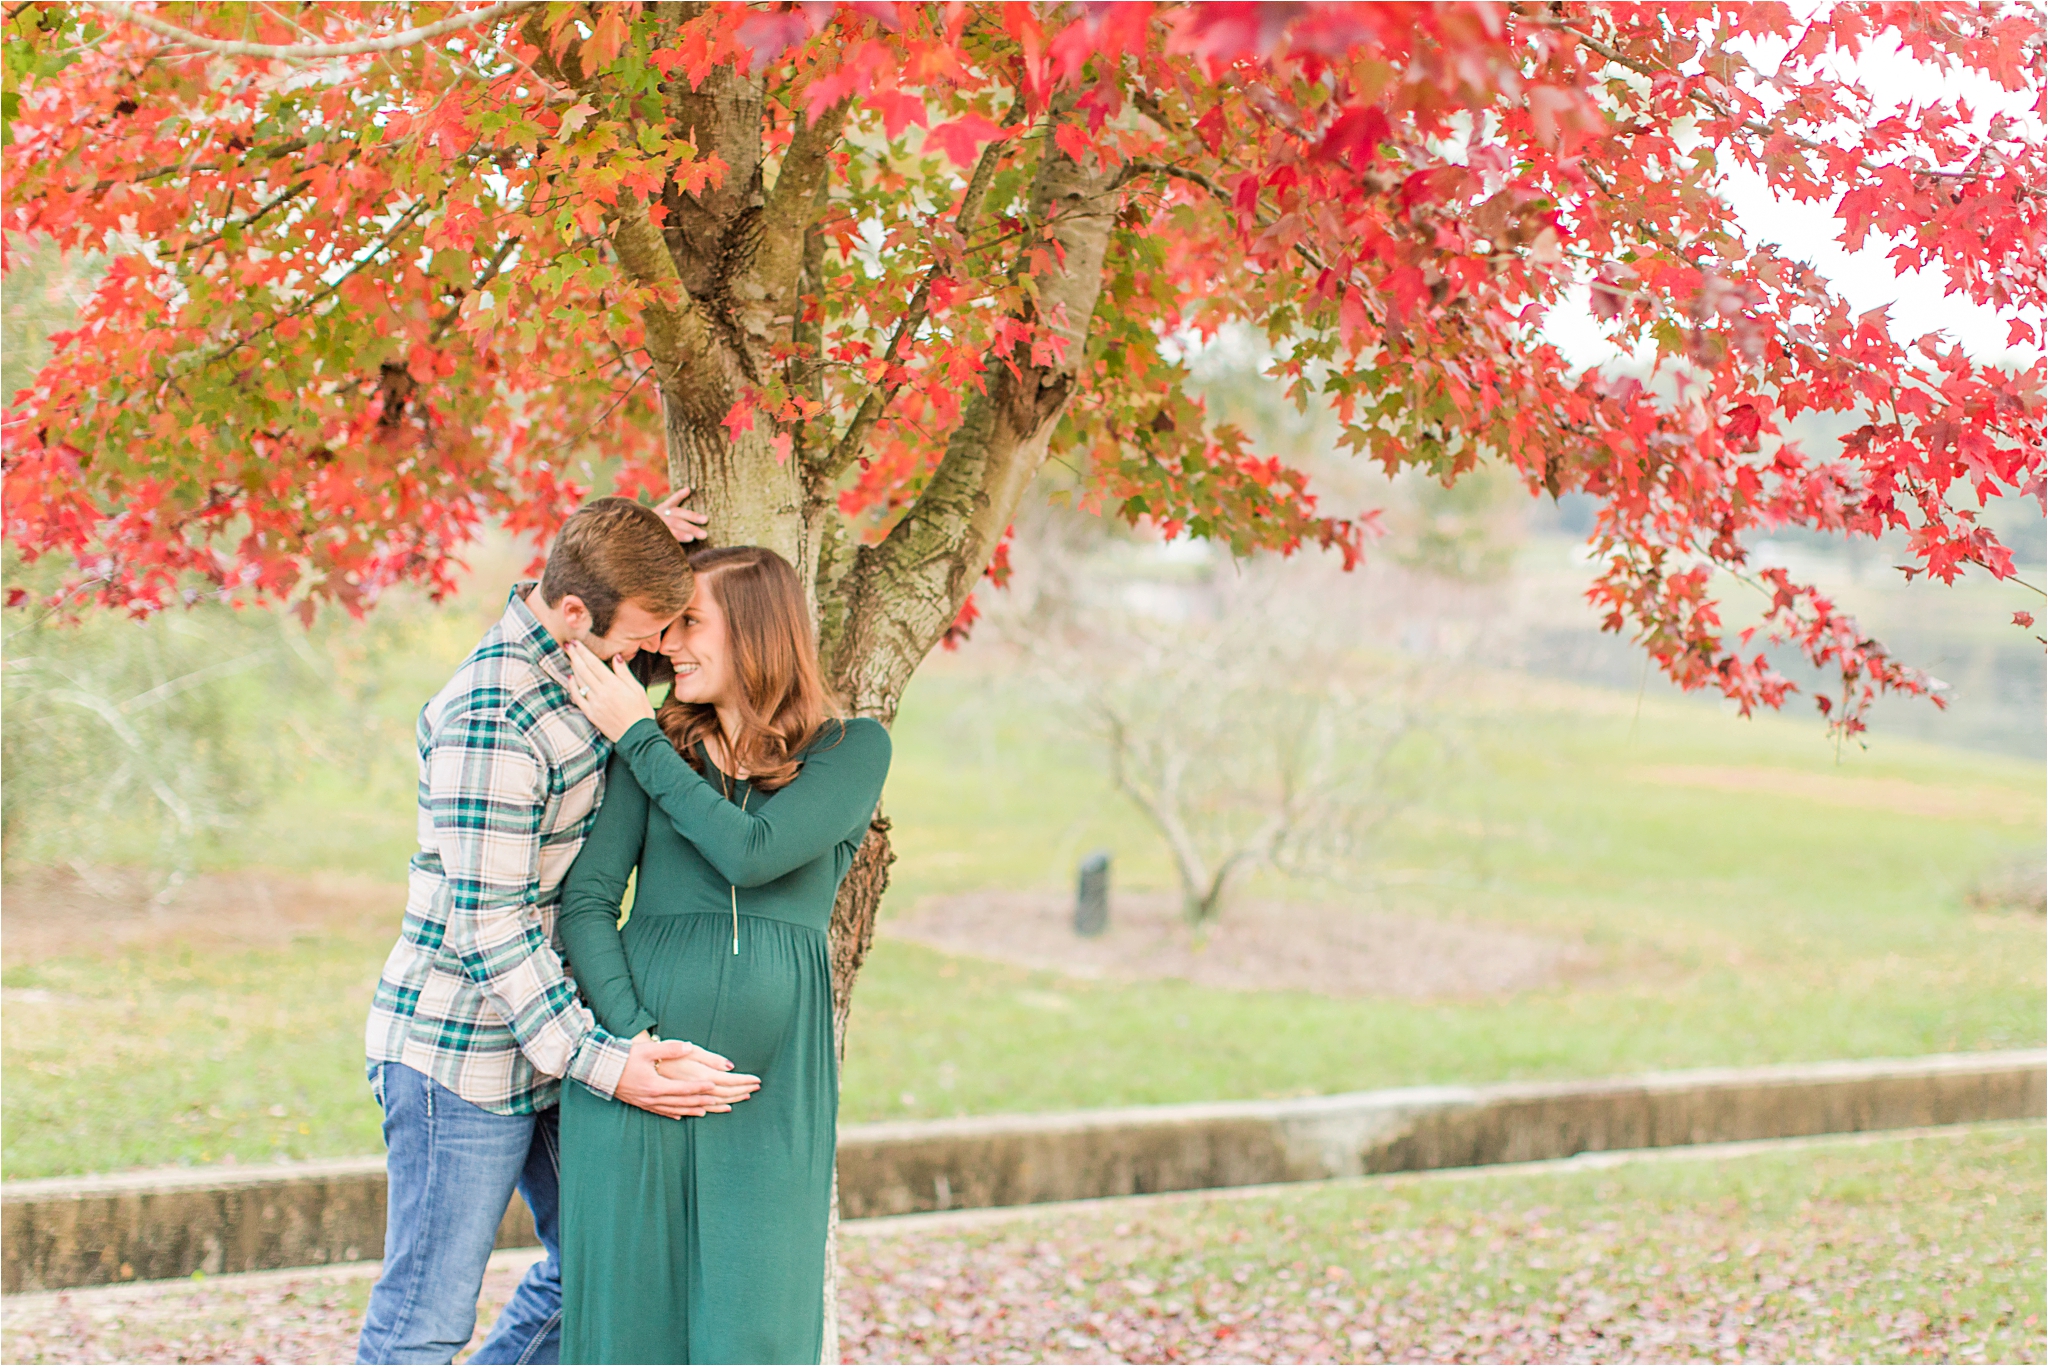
[839,660,2042,1122]
[839,1126,2048,1363]
[2,657,2042,1177]
[4,938,383,1178]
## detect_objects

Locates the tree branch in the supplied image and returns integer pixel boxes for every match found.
[816,132,1011,481]
[1558,20,2045,198]
[1123,159,1331,273]
[1103,707,1214,908]
[758,98,849,312]
[86,0,542,60]
[523,358,655,461]
[192,195,432,369]
[426,232,520,345]
[826,112,1123,715]
[607,191,718,392]
[168,177,310,257]
[86,139,312,195]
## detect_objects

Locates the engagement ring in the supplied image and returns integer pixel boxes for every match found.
[578,685,590,697]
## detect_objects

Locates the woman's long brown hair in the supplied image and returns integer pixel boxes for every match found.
[653,546,837,792]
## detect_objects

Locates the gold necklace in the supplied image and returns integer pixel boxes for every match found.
[716,746,747,956]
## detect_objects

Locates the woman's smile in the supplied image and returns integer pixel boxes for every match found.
[655,578,738,709]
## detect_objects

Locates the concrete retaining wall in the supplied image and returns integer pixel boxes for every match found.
[0,1158,536,1295]
[6,1049,2040,1293]
[834,1050,2045,1217]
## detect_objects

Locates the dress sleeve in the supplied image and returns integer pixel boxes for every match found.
[613,718,891,889]
[559,753,660,1041]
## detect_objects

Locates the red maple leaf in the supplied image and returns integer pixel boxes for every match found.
[924,114,1008,168]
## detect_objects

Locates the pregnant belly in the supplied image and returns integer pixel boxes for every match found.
[626,913,823,1078]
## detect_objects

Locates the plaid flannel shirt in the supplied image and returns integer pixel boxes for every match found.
[365,583,633,1114]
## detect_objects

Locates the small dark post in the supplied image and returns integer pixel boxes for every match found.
[1074,850,1112,938]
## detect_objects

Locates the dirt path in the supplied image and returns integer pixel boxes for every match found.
[1,866,398,967]
[4,867,1606,1001]
[886,890,1600,999]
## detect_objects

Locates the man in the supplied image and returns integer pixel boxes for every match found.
[358,493,758,1365]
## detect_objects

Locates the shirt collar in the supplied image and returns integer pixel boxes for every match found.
[504,582,575,689]
[502,584,610,757]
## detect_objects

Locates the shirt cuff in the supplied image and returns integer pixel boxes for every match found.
[565,1028,636,1100]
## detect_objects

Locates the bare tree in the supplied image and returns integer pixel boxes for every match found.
[1089,619,1430,928]
[995,523,1444,930]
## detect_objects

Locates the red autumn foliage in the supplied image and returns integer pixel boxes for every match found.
[2,1,2040,737]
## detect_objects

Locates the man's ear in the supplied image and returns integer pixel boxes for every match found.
[556,594,592,636]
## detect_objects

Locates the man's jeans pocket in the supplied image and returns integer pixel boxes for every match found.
[369,1061,388,1111]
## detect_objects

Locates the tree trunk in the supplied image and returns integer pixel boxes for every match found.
[662,397,813,594]
[830,815,896,1055]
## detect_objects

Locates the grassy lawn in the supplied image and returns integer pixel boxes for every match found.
[2,649,2040,1179]
[4,937,385,1178]
[845,664,2044,1123]
[3,1127,2039,1363]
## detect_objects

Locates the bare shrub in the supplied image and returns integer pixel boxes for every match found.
[1965,857,2047,915]
[983,506,1458,929]
[0,553,426,884]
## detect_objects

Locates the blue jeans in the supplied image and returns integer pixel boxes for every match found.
[356,1063,564,1365]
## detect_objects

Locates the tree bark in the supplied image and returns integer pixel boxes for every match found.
[662,398,810,579]
[829,816,896,1055]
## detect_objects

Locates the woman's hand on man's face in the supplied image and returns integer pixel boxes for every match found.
[564,639,659,741]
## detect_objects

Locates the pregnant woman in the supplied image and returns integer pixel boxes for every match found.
[554,545,890,1364]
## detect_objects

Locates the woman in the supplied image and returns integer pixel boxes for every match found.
[554,545,891,1364]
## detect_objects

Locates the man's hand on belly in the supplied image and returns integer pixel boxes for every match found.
[617,1037,762,1118]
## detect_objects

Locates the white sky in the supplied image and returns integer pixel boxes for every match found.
[1544,16,2043,372]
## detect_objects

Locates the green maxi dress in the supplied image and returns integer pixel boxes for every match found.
[555,715,890,1365]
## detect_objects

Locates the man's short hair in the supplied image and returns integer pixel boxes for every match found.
[538,497,691,635]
